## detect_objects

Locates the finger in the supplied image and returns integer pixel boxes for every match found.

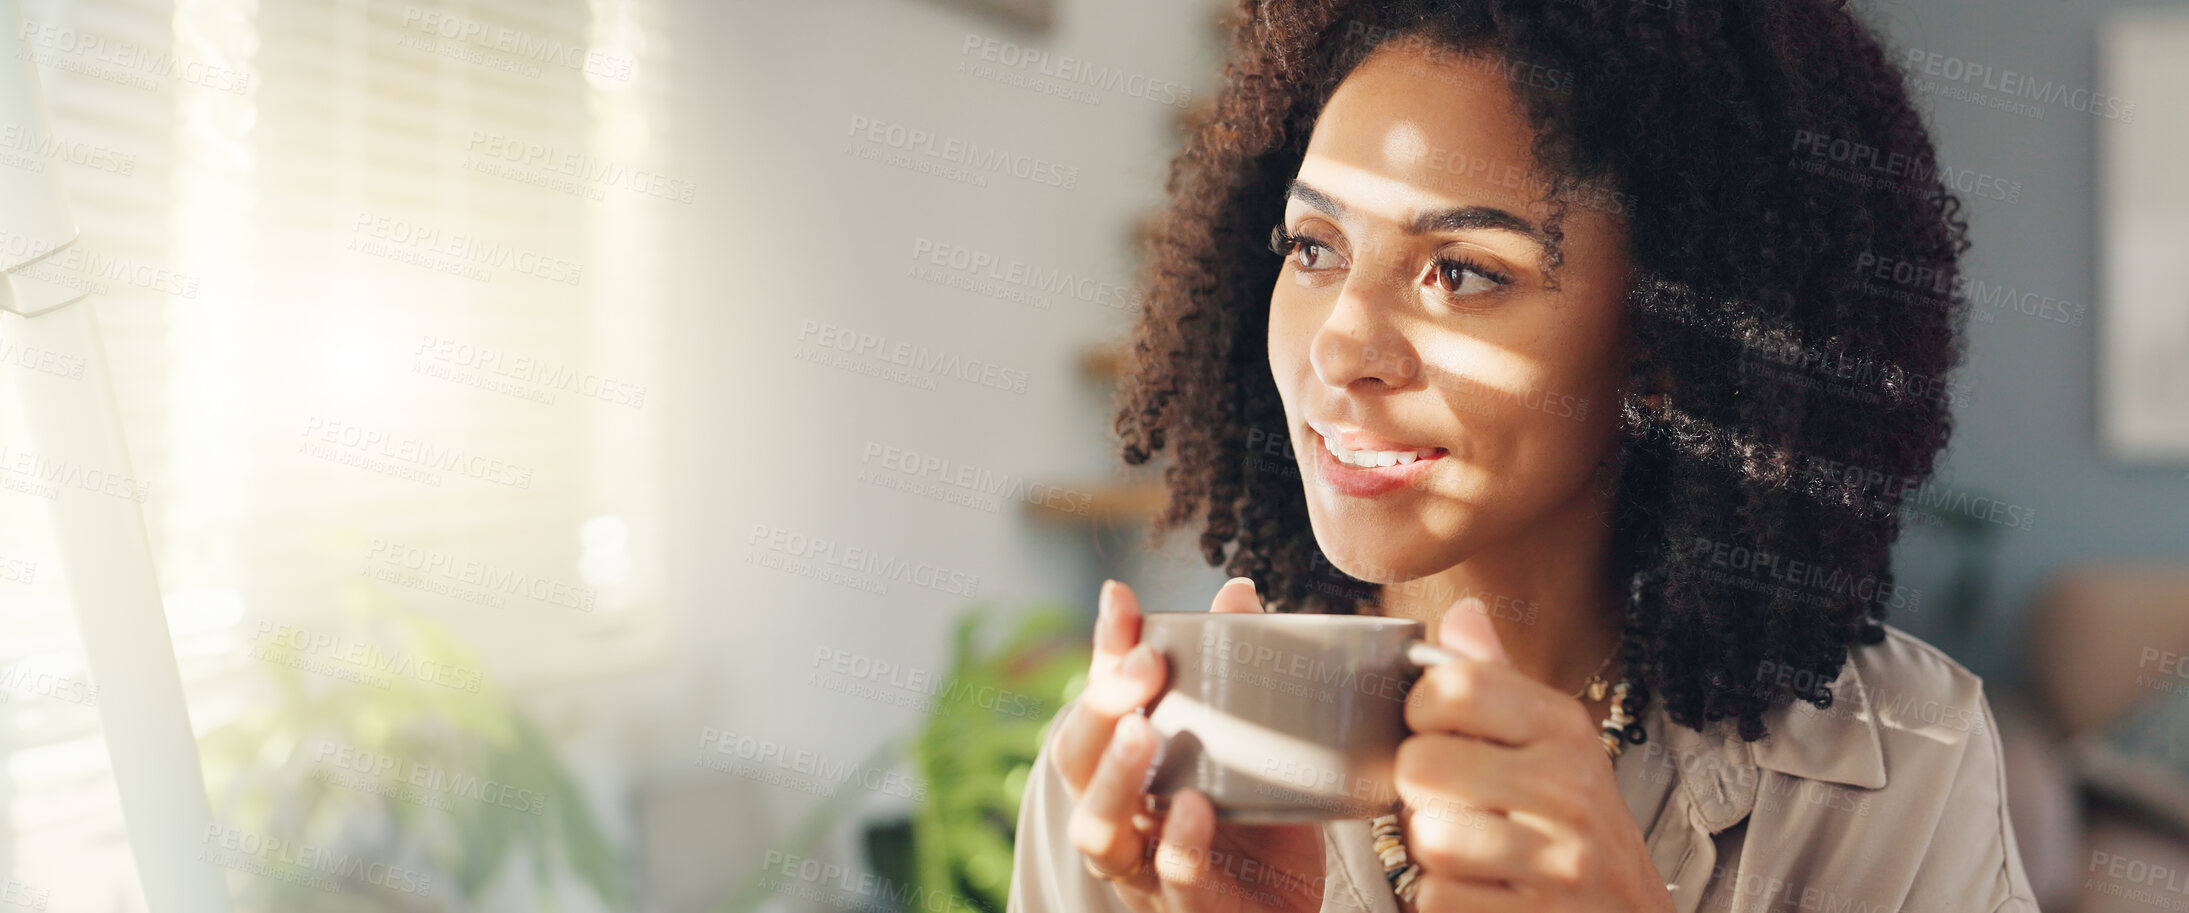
[1053,580,1157,792]
[1093,579,1145,672]
[1052,644,1166,792]
[1436,597,1511,665]
[1068,711,1163,881]
[1405,658,1581,746]
[1151,787,1216,894]
[1208,576,1264,614]
[1395,733,1542,820]
[1397,783,1548,882]
[1415,875,1527,913]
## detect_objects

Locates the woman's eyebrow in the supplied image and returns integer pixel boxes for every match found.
[1286,179,1349,220]
[1288,178,1550,254]
[1409,205,1541,241]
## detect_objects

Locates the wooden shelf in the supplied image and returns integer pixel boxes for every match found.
[1025,480,1168,526]
[1080,341,1127,383]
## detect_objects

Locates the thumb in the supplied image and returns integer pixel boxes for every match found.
[1436,597,1511,666]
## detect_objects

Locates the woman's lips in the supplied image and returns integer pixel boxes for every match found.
[1308,425,1446,498]
[1307,420,1436,454]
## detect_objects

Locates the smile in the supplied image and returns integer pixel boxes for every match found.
[1305,421,1447,498]
[1307,420,1444,468]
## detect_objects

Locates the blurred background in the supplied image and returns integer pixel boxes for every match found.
[0,0,2182,911]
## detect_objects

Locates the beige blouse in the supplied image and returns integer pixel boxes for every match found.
[1009,625,2040,913]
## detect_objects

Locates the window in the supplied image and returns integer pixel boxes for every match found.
[0,0,667,906]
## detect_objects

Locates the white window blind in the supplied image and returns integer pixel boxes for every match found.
[0,0,668,907]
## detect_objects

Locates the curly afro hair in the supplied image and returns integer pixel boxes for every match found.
[1112,0,1973,742]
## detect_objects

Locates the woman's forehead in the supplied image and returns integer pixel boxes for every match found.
[1298,43,1552,224]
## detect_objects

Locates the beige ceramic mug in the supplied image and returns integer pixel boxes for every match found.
[1136,612,1460,822]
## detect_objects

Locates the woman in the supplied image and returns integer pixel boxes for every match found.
[1011,1,2036,912]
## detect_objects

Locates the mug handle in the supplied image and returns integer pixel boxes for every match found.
[1406,640,1464,669]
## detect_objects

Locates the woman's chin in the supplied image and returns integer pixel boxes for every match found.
[1312,539,1448,587]
[1306,505,1468,580]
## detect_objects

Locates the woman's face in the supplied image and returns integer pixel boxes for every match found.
[1268,41,1636,586]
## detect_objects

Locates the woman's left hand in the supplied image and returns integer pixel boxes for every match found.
[1394,597,1676,913]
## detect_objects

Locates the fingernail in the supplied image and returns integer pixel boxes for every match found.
[1098,579,1117,618]
[1227,576,1256,595]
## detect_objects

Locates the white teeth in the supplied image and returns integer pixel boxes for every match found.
[1316,430,1437,468]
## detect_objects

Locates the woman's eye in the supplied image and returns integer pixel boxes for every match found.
[1270,226,1344,273]
[1430,257,1510,297]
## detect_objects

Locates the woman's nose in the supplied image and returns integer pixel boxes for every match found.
[1308,273,1420,391]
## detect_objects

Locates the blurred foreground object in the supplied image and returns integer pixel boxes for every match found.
[0,0,230,907]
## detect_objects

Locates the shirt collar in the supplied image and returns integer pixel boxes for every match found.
[1650,652,1889,834]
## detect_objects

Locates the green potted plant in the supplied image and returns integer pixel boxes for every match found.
[196,581,631,912]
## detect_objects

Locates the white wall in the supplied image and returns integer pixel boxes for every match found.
[647,0,1227,893]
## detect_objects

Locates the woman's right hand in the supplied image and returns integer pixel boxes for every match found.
[1051,577,1329,913]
